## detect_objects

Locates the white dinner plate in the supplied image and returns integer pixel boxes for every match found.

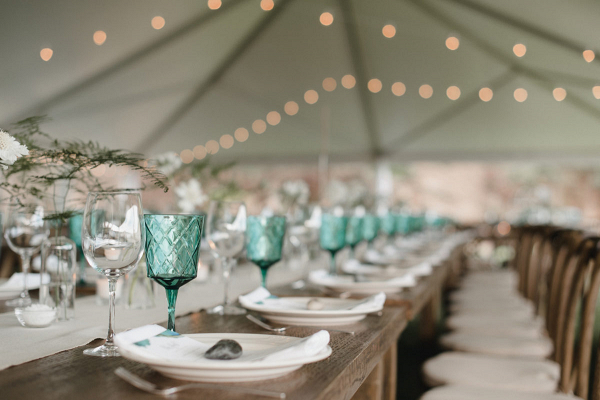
[309,270,417,295]
[118,333,332,382]
[242,297,383,326]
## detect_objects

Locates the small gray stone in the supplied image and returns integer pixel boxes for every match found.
[204,339,243,360]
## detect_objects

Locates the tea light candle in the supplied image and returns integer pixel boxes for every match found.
[104,247,121,261]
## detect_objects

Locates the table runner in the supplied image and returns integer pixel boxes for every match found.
[0,260,311,370]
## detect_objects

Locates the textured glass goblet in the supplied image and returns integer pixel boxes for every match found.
[145,214,204,331]
[380,213,397,244]
[395,213,411,236]
[320,214,348,276]
[246,216,286,288]
[362,214,380,250]
[345,216,363,260]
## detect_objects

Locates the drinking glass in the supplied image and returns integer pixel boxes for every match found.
[4,204,49,307]
[82,192,144,357]
[320,213,348,276]
[380,213,397,244]
[205,201,246,315]
[145,214,203,331]
[246,215,286,288]
[362,214,380,250]
[345,216,363,260]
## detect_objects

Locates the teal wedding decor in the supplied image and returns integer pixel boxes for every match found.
[361,214,380,250]
[145,214,204,331]
[380,213,397,242]
[395,213,411,236]
[345,216,363,260]
[246,215,286,288]
[320,213,348,275]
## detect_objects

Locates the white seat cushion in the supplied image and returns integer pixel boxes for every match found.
[447,314,543,330]
[449,304,535,319]
[440,332,553,358]
[423,352,559,392]
[421,385,581,400]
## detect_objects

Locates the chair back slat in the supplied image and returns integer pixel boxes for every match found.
[559,236,600,395]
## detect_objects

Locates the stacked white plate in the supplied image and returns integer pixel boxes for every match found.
[309,270,417,295]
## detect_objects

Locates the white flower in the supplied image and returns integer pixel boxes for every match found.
[175,179,208,213]
[153,151,182,177]
[0,130,28,169]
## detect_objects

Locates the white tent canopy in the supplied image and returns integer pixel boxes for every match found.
[2,0,600,163]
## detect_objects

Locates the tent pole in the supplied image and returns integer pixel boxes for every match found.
[1,0,249,127]
[338,0,382,160]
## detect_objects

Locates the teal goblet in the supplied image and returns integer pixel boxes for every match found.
[345,216,363,260]
[362,214,380,250]
[246,215,287,288]
[320,214,348,275]
[395,213,411,236]
[380,213,397,244]
[144,214,204,331]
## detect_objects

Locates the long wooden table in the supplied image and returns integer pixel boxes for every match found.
[0,260,455,400]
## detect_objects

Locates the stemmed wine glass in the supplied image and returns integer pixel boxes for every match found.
[345,215,363,261]
[205,201,246,315]
[320,213,348,276]
[4,203,49,307]
[145,214,203,331]
[246,215,286,288]
[362,214,380,251]
[82,192,145,357]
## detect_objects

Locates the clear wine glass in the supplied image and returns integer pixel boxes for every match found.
[205,201,246,315]
[4,203,49,307]
[82,191,144,357]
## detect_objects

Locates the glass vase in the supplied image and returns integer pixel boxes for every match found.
[125,260,155,309]
[40,236,77,321]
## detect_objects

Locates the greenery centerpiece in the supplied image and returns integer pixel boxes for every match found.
[0,116,169,317]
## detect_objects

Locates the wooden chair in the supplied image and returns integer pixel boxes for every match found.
[421,228,600,399]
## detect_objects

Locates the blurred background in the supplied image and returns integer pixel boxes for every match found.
[2,0,600,226]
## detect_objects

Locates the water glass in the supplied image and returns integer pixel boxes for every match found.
[4,204,49,307]
[41,236,76,320]
[246,215,286,288]
[82,191,144,357]
[145,214,203,331]
[205,201,246,315]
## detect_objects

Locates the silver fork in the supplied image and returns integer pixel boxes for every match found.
[114,367,286,398]
[246,314,355,335]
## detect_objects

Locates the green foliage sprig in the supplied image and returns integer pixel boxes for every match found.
[2,116,169,223]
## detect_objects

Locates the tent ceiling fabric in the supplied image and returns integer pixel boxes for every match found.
[2,0,600,162]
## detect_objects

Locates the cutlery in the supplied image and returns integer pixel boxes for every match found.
[115,367,286,398]
[247,314,355,335]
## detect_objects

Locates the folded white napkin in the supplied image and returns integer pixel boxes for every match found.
[239,286,386,311]
[309,270,417,288]
[114,324,330,363]
[0,273,50,291]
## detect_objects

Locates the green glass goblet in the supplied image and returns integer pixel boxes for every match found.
[320,214,348,276]
[380,213,397,244]
[345,216,363,260]
[246,215,287,289]
[144,214,204,331]
[362,214,380,250]
[395,213,411,236]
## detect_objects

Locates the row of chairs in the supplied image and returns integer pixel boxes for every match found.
[419,225,600,399]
